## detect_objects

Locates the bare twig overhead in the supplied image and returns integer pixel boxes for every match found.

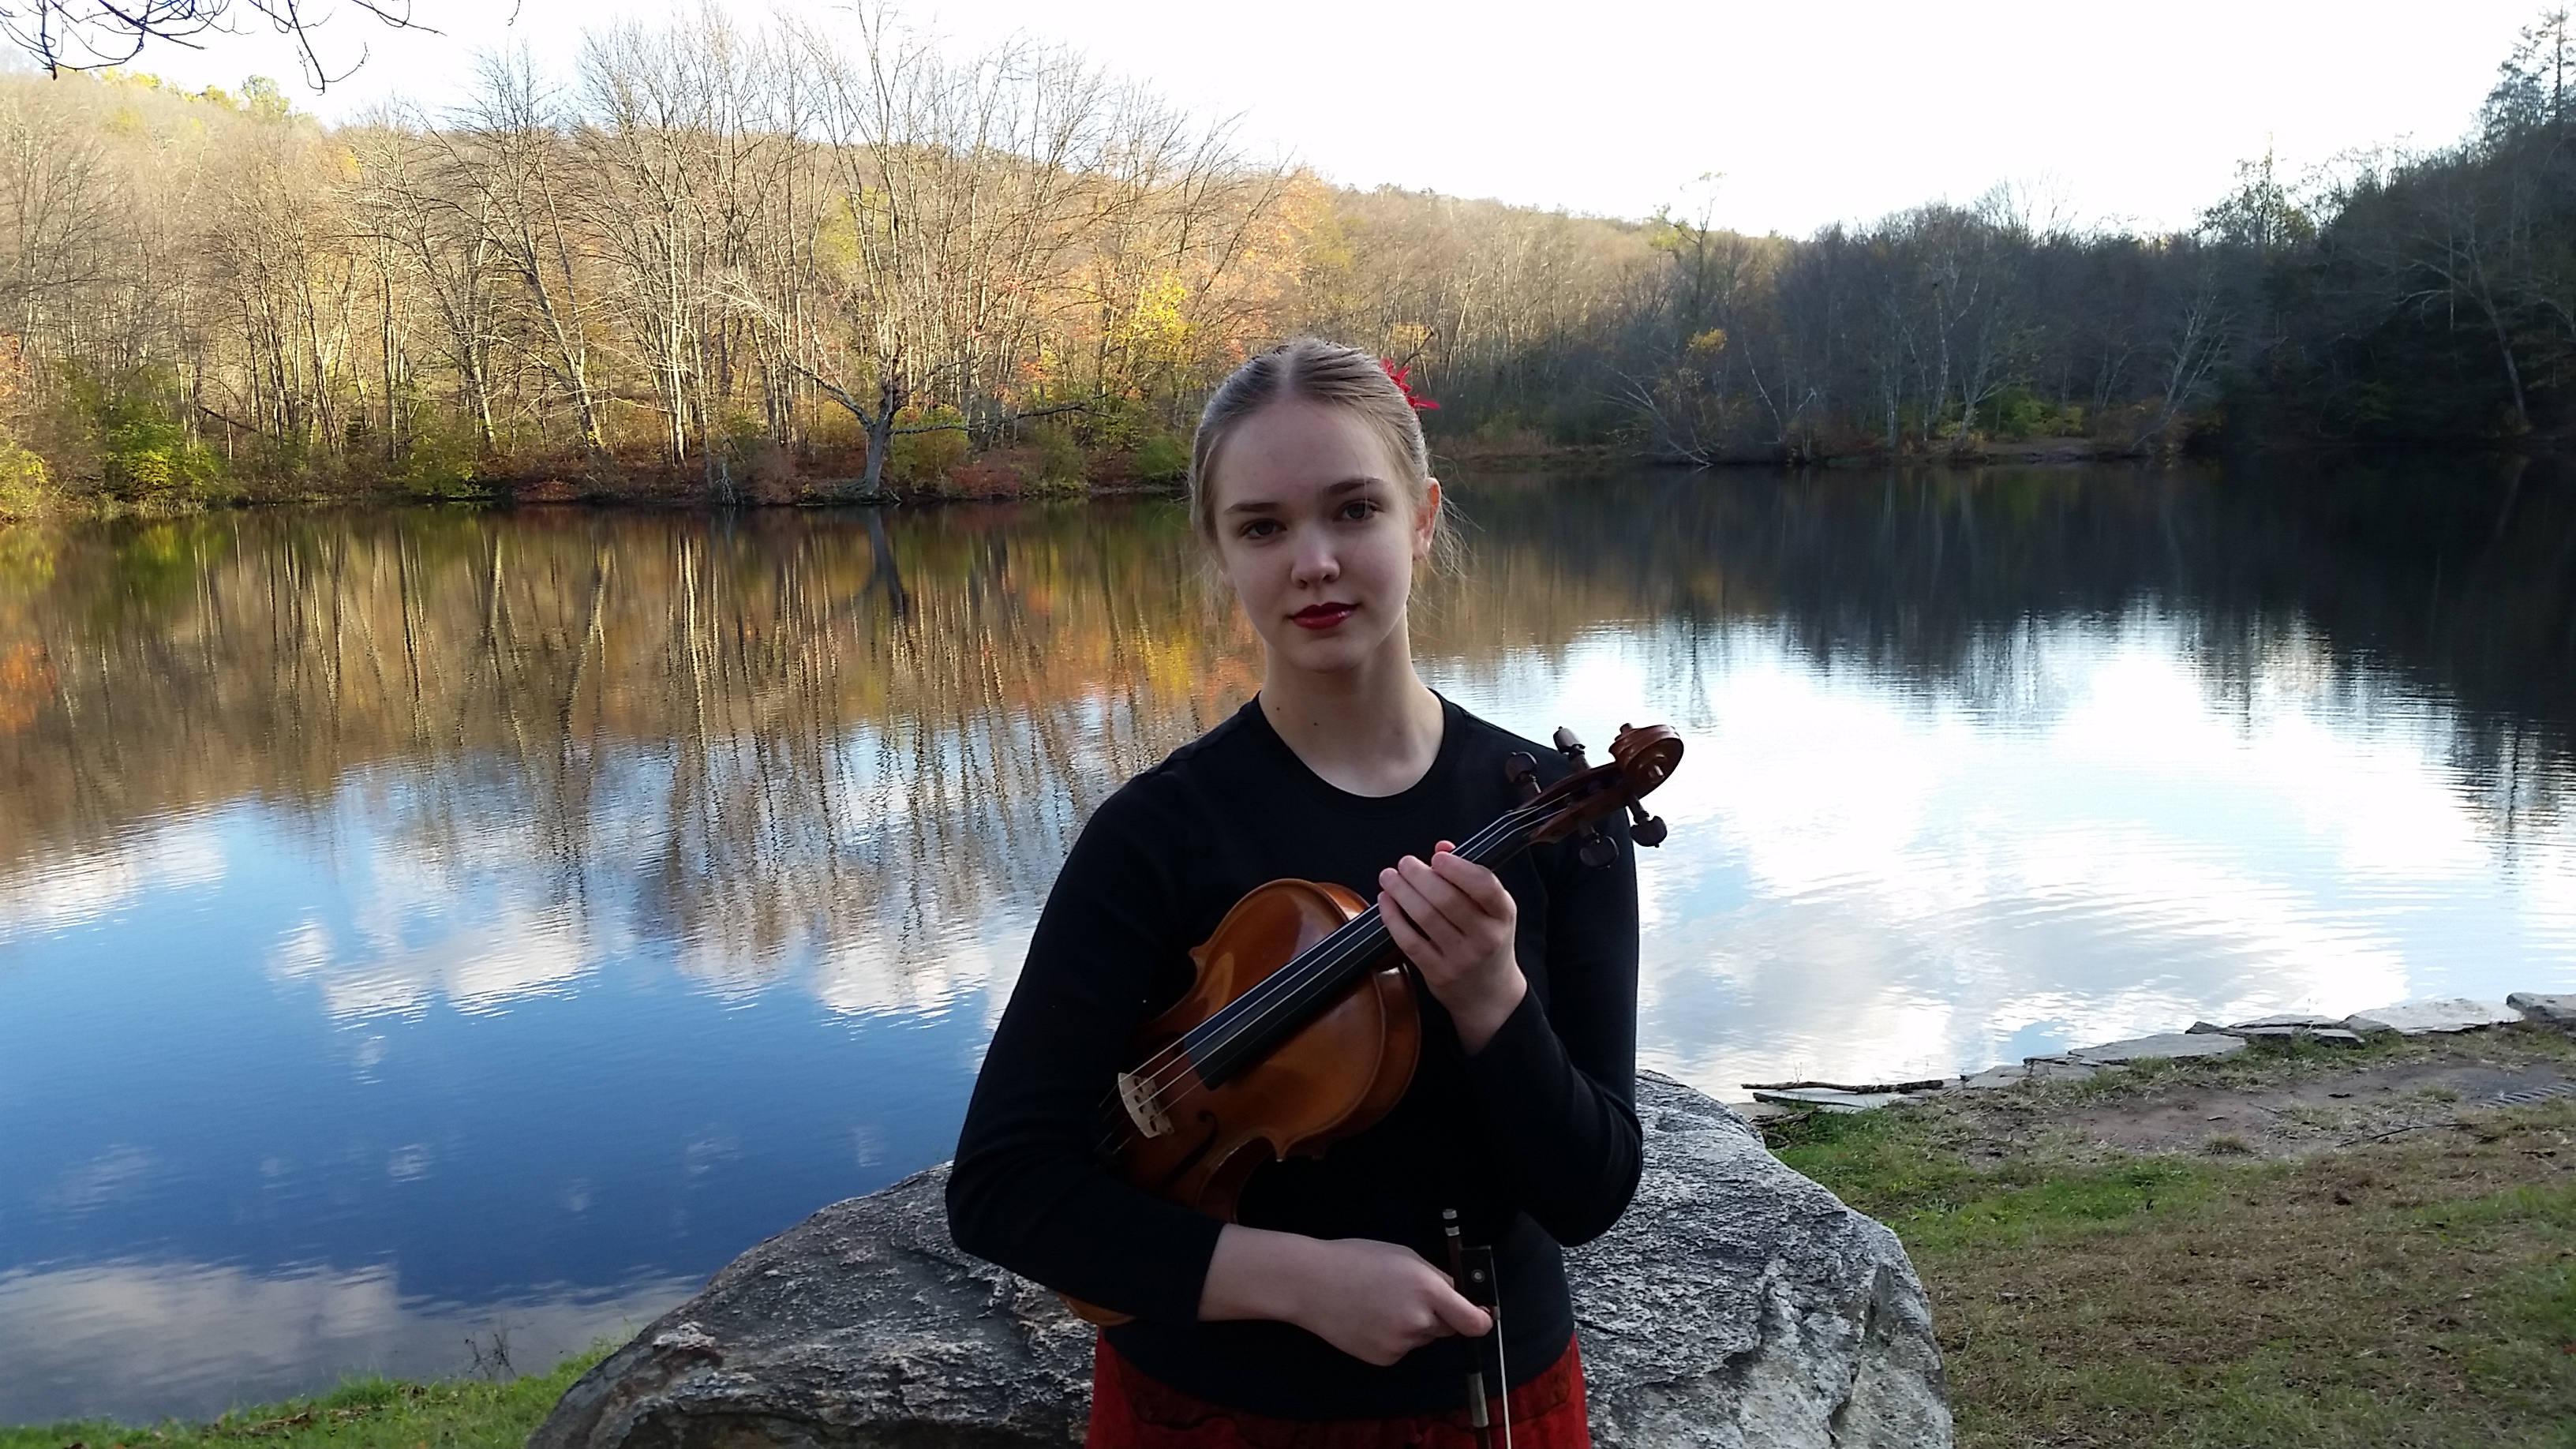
[2,0,437,91]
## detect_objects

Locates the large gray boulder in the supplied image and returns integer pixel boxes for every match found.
[529,1073,1950,1449]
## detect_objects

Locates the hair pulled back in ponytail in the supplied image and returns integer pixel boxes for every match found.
[1186,339,1447,563]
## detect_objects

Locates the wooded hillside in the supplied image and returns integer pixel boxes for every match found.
[0,8,2570,514]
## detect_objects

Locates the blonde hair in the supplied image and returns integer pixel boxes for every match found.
[1186,338,1443,553]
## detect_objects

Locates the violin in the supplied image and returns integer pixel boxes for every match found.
[1066,722,1682,1327]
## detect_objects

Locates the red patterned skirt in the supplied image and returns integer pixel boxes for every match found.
[1084,1333,1591,1449]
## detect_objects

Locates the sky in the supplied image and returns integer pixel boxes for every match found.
[85,0,2561,236]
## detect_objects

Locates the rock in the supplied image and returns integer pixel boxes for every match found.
[1750,1087,1908,1113]
[1960,1065,2028,1090]
[529,1166,1093,1449]
[2065,1032,2246,1065]
[2307,1029,2364,1047]
[2020,1056,2099,1083]
[2343,999,2525,1035]
[530,1073,1953,1449]
[2225,1014,2347,1031]
[2508,992,2576,1028]
[1575,1076,1951,1448]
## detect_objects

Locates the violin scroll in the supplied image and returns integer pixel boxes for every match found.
[1613,723,1679,846]
[1522,721,1683,850]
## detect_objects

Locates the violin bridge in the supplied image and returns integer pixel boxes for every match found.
[1117,1071,1174,1138]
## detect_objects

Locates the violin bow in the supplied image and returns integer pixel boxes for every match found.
[1443,1208,1511,1449]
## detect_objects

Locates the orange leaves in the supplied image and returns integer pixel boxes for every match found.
[0,641,54,733]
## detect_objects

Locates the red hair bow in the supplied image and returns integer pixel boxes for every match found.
[1379,358,1440,410]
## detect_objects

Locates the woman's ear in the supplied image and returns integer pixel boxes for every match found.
[1413,478,1443,560]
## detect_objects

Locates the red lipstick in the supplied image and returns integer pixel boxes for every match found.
[1290,603,1355,630]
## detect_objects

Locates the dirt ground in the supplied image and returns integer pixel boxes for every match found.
[1941,1026,2576,1163]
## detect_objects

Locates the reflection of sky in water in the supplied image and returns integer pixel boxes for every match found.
[5,553,2576,1422]
[0,781,1030,1423]
[1427,613,2576,1093]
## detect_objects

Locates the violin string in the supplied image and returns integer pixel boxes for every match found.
[1107,806,1534,1106]
[1125,792,1563,1105]
[1125,799,1552,1102]
[1086,782,1614,1158]
[1087,763,1651,1159]
[1142,809,1528,1091]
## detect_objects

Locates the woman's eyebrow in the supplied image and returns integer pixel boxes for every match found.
[1222,477,1383,513]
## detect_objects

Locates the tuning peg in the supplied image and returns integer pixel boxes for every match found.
[1502,751,1541,803]
[1577,827,1618,868]
[1551,727,1589,768]
[1627,801,1668,848]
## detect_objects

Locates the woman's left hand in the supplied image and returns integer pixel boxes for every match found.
[1379,841,1526,1053]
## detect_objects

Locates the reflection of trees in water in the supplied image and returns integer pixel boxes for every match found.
[1,466,2570,986]
[1436,463,2576,832]
[0,505,1262,998]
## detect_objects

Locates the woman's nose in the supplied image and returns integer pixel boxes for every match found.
[1290,530,1339,585]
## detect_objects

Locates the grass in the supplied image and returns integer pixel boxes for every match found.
[1768,1032,2576,1449]
[0,1346,611,1449]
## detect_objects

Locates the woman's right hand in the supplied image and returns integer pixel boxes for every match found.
[1198,1223,1492,1365]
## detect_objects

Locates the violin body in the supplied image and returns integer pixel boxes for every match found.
[1126,879,1422,1218]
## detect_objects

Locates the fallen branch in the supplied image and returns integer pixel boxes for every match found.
[2338,1120,2461,1148]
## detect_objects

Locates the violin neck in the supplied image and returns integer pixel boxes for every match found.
[1183,820,1537,1089]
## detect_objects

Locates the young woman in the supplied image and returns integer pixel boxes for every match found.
[947,339,1642,1447]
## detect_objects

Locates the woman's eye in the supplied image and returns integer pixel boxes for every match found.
[1339,500,1378,522]
[1241,519,1281,538]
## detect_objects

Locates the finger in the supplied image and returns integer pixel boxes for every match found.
[1378,891,1436,966]
[1425,850,1515,919]
[1380,864,1466,953]
[1394,854,1477,938]
[1430,1286,1492,1339]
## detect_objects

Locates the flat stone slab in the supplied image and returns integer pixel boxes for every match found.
[2509,992,2576,1027]
[530,1072,1953,1449]
[2020,1057,2100,1083]
[2065,1032,2246,1065]
[1751,1088,1908,1113]
[2344,1000,2525,1035]
[1961,1065,2027,1090]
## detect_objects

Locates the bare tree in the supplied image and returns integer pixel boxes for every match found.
[2,0,437,90]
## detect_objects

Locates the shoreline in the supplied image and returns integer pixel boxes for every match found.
[1733,993,2573,1116]
[13,432,2570,523]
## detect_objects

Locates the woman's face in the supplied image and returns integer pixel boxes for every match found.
[1207,399,1440,682]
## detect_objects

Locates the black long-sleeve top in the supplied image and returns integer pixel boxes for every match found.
[945,696,1642,1419]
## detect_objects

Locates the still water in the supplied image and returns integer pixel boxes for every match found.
[3,466,2574,1422]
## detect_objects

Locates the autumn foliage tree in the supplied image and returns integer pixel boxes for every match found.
[2,6,2575,519]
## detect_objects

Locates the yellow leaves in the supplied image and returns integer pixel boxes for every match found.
[1689,328,1728,357]
[1109,271,1195,369]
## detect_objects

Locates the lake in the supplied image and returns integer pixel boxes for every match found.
[3,463,2573,1425]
